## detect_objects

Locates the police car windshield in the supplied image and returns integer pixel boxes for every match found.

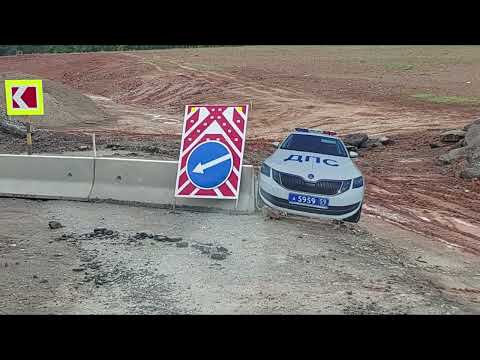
[280,134,348,157]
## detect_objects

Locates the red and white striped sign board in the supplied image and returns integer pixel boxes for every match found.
[175,105,249,199]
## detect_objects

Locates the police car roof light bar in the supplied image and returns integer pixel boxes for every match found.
[294,128,337,136]
[322,130,337,136]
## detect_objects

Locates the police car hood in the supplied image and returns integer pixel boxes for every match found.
[266,149,361,180]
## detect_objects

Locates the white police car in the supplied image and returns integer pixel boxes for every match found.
[259,128,365,223]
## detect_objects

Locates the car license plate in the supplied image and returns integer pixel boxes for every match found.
[288,193,329,209]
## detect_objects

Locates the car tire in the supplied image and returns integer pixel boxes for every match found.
[344,204,362,223]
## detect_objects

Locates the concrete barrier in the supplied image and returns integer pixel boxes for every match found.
[0,154,94,200]
[89,157,256,213]
[89,157,178,205]
[0,155,257,213]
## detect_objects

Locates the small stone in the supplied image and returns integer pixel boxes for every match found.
[72,268,86,272]
[53,254,63,257]
[210,252,227,261]
[346,291,353,295]
[39,279,48,284]
[32,275,38,279]
[216,246,229,253]
[15,262,19,265]
[166,237,182,242]
[176,241,189,248]
[49,221,63,230]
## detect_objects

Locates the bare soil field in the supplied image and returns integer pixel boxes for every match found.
[1,46,479,137]
[1,46,480,310]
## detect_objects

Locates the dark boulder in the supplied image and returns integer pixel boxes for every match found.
[342,133,368,147]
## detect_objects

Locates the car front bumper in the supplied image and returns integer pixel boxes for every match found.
[259,172,364,220]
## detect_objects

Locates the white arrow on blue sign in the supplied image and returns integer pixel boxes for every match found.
[186,141,233,189]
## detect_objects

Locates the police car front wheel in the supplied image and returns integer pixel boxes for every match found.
[343,204,362,223]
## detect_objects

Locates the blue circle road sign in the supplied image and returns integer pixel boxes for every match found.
[186,141,233,189]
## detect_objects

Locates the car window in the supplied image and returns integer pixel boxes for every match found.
[280,134,348,157]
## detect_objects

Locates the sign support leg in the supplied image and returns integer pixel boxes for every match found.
[26,120,32,155]
[92,133,97,157]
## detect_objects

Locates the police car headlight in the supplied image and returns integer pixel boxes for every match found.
[352,176,364,189]
[260,163,271,177]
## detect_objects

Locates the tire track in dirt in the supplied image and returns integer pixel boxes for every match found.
[360,131,480,255]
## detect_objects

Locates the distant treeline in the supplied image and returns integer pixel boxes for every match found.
[0,45,230,56]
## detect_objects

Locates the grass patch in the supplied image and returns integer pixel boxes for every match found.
[385,63,415,71]
[411,93,480,105]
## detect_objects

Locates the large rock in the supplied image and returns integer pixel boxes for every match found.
[460,144,480,179]
[465,145,480,165]
[463,119,480,132]
[437,147,467,165]
[465,121,480,148]
[364,138,383,149]
[378,136,393,145]
[460,166,480,180]
[440,130,466,143]
[0,112,29,138]
[342,133,368,147]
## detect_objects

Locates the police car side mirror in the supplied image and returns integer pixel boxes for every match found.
[349,151,359,159]
[272,141,280,148]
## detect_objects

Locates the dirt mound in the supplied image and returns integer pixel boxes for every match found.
[0,72,109,129]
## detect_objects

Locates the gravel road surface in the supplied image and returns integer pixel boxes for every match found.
[1,198,479,314]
